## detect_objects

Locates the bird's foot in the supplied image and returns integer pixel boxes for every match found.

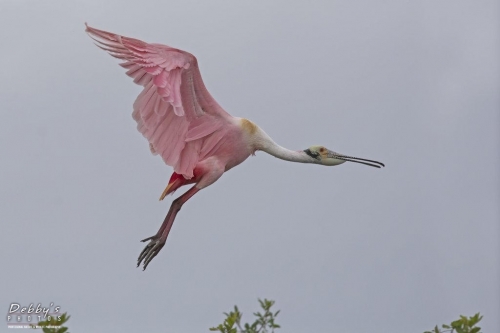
[137,235,165,270]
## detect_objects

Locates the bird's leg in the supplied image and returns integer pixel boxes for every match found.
[137,185,200,270]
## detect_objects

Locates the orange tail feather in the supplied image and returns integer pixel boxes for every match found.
[159,172,186,201]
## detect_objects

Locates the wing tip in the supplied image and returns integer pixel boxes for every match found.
[84,22,92,33]
[84,22,99,39]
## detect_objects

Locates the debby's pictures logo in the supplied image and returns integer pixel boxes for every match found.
[6,302,63,329]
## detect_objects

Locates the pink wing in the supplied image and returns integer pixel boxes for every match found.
[86,24,232,178]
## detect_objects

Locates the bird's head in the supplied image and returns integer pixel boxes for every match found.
[303,145,385,168]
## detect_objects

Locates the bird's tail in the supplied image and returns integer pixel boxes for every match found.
[159,172,187,200]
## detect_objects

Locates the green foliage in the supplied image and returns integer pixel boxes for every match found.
[23,301,483,333]
[30,312,70,333]
[424,313,483,333]
[210,299,280,333]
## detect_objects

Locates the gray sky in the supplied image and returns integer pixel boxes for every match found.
[1,0,499,332]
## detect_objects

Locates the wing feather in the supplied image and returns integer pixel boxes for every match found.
[199,129,227,161]
[86,24,232,178]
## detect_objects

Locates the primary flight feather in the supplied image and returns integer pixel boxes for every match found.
[85,24,385,270]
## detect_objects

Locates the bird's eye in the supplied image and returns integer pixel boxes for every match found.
[319,147,325,153]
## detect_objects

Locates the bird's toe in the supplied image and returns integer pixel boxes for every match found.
[137,237,165,270]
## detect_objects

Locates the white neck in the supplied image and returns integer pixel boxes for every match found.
[263,142,313,163]
[255,132,316,164]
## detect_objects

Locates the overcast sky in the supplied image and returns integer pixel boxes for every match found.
[1,1,499,332]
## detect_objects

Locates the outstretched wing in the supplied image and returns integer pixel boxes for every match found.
[86,24,232,178]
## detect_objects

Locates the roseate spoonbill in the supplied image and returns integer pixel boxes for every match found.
[85,24,385,270]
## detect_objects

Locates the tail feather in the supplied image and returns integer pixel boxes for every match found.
[159,172,187,200]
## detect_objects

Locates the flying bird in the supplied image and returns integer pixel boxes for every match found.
[85,24,385,270]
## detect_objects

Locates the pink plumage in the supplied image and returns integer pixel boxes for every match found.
[85,24,385,270]
[86,23,231,179]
